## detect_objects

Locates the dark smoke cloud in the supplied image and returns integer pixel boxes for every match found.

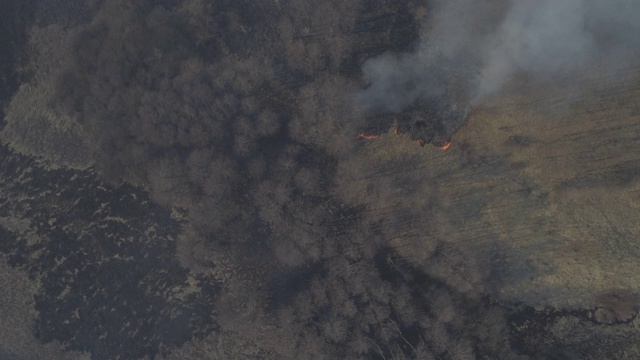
[358,0,640,112]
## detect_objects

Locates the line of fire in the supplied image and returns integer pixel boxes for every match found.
[357,100,470,150]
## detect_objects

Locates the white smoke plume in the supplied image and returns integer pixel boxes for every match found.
[358,0,640,112]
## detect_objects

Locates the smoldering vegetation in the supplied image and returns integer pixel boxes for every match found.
[2,0,640,359]
[357,0,640,146]
[360,0,640,105]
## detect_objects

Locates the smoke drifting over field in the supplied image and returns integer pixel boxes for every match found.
[359,0,640,112]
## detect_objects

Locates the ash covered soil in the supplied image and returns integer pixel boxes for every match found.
[1,1,640,359]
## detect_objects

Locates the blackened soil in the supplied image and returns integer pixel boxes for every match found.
[0,145,220,360]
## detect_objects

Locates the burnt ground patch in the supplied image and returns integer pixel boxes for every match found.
[0,145,219,360]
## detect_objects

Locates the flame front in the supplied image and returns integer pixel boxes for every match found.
[356,132,380,140]
[440,141,451,150]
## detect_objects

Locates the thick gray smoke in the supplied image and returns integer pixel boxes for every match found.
[359,0,640,113]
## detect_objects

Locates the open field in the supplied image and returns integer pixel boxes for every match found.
[341,62,640,311]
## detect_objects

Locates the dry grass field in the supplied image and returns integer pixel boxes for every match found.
[340,57,640,311]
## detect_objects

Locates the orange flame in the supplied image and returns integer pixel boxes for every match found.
[440,141,452,150]
[356,132,379,140]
